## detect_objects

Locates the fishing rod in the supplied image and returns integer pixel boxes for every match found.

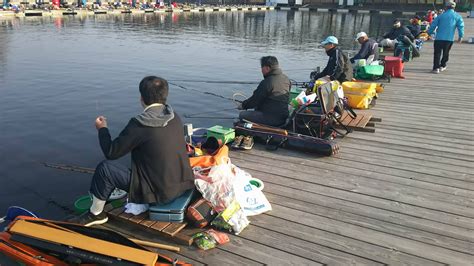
[168,81,243,103]
[168,79,260,85]
[184,116,237,119]
[184,107,237,118]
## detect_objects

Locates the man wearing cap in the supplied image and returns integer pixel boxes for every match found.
[238,56,290,127]
[310,36,353,83]
[428,1,464,74]
[350,32,379,64]
[380,19,414,49]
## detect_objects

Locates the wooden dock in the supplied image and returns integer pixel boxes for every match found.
[105,19,474,265]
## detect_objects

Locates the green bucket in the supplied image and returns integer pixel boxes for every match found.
[74,195,92,214]
[74,195,125,214]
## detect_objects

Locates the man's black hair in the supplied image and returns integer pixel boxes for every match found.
[260,56,279,69]
[139,76,169,105]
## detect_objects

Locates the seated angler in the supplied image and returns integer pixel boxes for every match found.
[238,56,290,127]
[75,76,195,226]
[311,36,353,83]
[350,32,379,65]
[380,19,415,49]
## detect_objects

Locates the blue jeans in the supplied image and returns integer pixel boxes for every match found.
[90,160,131,200]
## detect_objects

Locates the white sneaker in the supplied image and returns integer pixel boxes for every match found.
[440,67,447,72]
[432,68,440,74]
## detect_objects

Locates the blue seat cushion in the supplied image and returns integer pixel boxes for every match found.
[149,189,195,214]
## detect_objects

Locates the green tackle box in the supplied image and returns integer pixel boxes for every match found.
[207,125,235,144]
[355,65,384,79]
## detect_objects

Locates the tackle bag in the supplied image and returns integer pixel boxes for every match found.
[186,198,216,228]
[0,231,68,266]
[5,216,192,266]
[294,81,354,139]
[234,122,339,156]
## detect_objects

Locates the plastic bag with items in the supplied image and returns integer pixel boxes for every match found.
[194,158,272,216]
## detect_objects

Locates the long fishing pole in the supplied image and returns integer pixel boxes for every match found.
[184,116,237,119]
[184,107,237,118]
[168,81,243,103]
[168,79,260,85]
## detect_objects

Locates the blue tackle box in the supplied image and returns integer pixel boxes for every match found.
[148,189,195,223]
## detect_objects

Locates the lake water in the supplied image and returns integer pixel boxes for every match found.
[0,10,398,218]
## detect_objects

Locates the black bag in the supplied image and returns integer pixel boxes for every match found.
[294,82,353,139]
[234,122,339,156]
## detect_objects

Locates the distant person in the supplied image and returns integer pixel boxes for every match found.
[350,32,379,65]
[238,56,290,127]
[426,10,433,24]
[407,16,422,38]
[311,36,353,83]
[380,19,414,49]
[428,1,464,74]
[75,76,194,226]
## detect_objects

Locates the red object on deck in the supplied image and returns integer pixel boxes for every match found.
[52,0,60,6]
[384,56,405,78]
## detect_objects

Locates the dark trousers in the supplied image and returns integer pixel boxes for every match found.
[433,40,453,70]
[239,110,286,127]
[90,160,131,201]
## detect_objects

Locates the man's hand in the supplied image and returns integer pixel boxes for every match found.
[458,38,463,44]
[95,116,108,130]
[237,103,244,110]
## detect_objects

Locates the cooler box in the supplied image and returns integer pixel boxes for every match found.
[149,189,195,223]
[342,82,377,109]
[355,65,384,79]
[207,125,235,144]
[384,56,404,78]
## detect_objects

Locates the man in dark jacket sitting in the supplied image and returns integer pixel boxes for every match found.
[407,16,422,38]
[76,76,195,226]
[311,36,353,83]
[238,56,290,127]
[380,19,415,49]
[350,32,379,64]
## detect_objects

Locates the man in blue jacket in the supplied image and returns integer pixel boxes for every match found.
[428,1,464,74]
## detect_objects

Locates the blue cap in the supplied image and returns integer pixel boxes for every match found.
[320,36,339,46]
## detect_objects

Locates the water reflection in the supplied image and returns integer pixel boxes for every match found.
[0,10,399,218]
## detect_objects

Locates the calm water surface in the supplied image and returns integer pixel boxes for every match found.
[0,11,398,218]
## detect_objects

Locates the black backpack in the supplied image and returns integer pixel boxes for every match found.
[294,82,355,139]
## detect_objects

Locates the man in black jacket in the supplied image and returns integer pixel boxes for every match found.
[311,36,353,83]
[238,56,290,127]
[407,16,422,38]
[380,19,415,49]
[350,32,379,64]
[76,76,195,226]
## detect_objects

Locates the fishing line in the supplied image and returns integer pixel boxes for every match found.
[169,81,242,103]
[184,107,237,118]
[168,79,260,85]
[185,116,238,120]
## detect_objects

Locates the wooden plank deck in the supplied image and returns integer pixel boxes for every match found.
[104,18,474,265]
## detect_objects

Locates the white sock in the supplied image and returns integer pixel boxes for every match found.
[89,195,106,215]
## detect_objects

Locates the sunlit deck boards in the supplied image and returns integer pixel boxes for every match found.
[104,18,474,265]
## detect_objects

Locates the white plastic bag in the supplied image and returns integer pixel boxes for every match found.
[233,167,272,216]
[194,160,235,212]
